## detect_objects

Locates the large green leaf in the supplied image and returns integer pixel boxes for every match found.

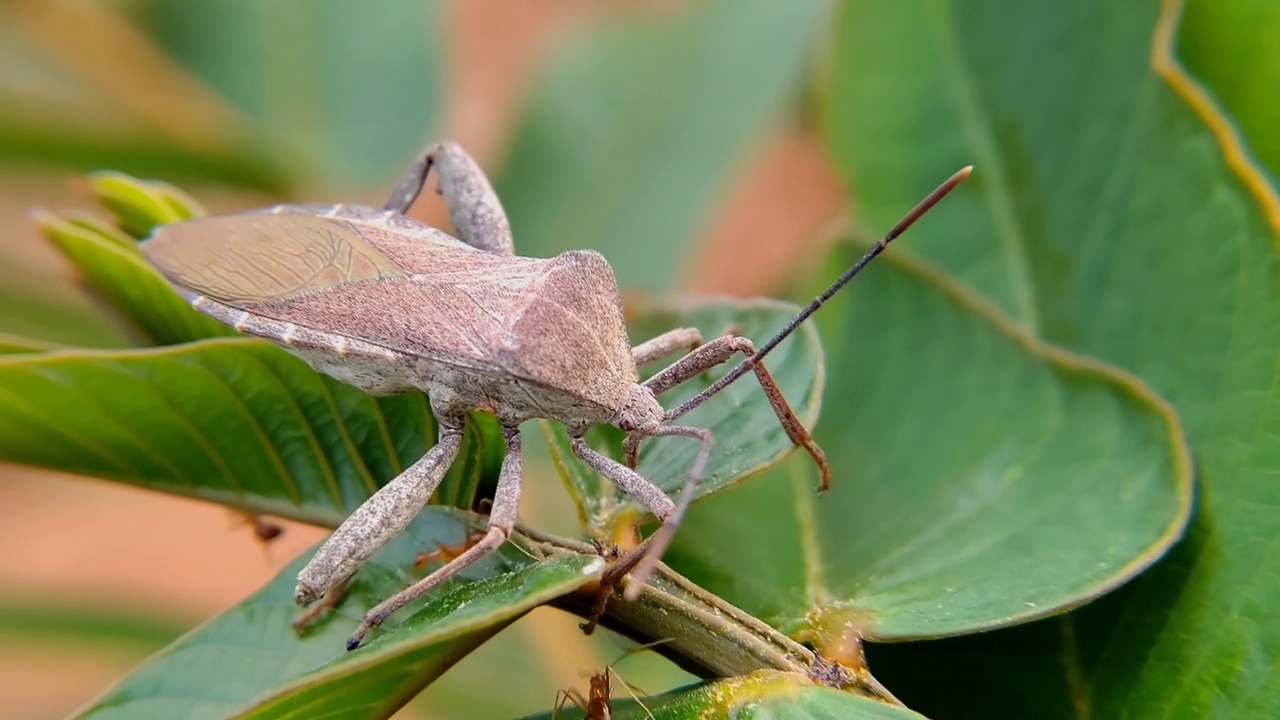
[77,508,604,720]
[826,0,1277,715]
[495,0,830,290]
[0,339,461,525]
[140,0,443,188]
[543,298,823,534]
[860,586,1161,720]
[666,240,1191,642]
[862,614,1078,720]
[518,672,926,720]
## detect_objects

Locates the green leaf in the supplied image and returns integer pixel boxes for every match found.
[86,172,205,240]
[0,331,67,354]
[140,0,444,188]
[496,0,831,291]
[33,209,234,345]
[666,240,1191,642]
[78,508,604,720]
[542,298,823,535]
[825,0,1279,715]
[1178,0,1280,182]
[518,672,927,720]
[0,339,442,525]
[61,212,139,251]
[859,583,1162,720]
[0,116,291,193]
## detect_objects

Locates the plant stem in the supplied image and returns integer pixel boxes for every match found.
[514,526,901,705]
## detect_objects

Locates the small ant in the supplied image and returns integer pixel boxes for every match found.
[554,668,615,719]
[553,640,668,719]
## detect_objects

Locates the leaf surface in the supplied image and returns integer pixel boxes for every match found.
[1178,0,1280,182]
[666,241,1192,642]
[825,0,1278,714]
[518,672,927,720]
[77,509,603,720]
[0,339,442,525]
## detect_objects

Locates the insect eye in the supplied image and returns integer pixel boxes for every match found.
[618,417,636,432]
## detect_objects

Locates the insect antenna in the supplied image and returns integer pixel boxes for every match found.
[613,167,974,599]
[667,165,973,422]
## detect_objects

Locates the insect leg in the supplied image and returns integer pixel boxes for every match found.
[571,437,682,602]
[570,438,676,522]
[384,141,514,256]
[617,423,711,599]
[295,426,463,607]
[553,688,589,719]
[640,335,831,490]
[290,580,350,634]
[383,148,433,214]
[347,426,524,650]
[631,327,702,367]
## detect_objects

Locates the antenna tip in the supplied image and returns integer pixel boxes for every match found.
[958,165,975,179]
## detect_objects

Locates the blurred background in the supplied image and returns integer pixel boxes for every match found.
[0,1,844,717]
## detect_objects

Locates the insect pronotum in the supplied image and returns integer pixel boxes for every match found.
[142,141,970,649]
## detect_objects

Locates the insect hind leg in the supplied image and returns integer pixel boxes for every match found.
[384,141,514,256]
[346,426,524,650]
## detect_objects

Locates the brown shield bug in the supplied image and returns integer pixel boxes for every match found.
[142,141,970,649]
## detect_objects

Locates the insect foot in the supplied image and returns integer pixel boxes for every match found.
[141,135,971,647]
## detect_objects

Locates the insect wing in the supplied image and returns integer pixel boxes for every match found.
[144,212,548,368]
[143,213,408,305]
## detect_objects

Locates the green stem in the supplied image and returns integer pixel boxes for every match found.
[515,526,901,705]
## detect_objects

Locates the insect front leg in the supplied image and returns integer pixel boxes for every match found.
[383,141,514,256]
[637,335,832,490]
[347,426,525,650]
[295,425,463,607]
[571,437,682,602]
[570,438,677,523]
